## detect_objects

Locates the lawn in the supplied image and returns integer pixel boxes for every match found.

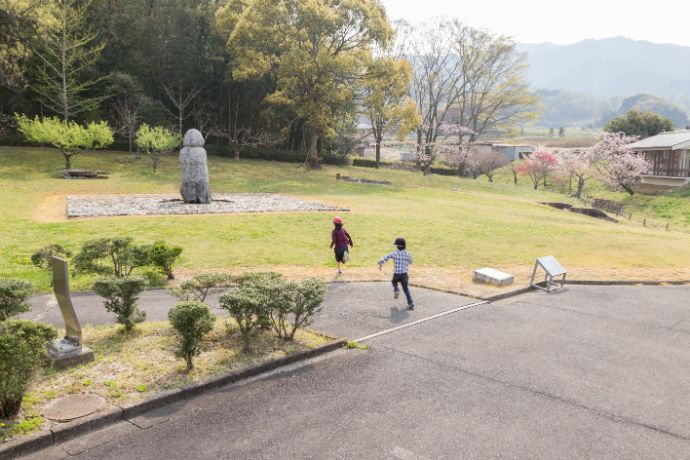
[1,146,690,295]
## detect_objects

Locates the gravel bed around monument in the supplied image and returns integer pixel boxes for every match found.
[67,193,348,218]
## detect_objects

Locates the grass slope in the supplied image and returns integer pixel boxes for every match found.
[1,146,689,293]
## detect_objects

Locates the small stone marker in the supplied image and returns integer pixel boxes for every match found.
[473,268,514,286]
[180,129,212,204]
[43,394,106,422]
[48,257,94,369]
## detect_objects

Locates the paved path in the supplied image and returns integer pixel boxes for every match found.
[24,282,477,338]
[22,285,690,459]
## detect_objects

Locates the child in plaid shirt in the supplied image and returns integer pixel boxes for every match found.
[378,237,415,310]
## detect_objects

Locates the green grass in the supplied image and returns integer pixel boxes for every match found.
[1,146,689,291]
[485,163,690,231]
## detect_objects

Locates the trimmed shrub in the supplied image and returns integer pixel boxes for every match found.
[31,244,73,270]
[238,273,326,340]
[93,277,146,331]
[169,273,233,303]
[0,279,34,322]
[282,278,326,340]
[72,237,148,278]
[205,145,349,165]
[351,158,456,176]
[0,321,57,417]
[219,287,265,353]
[142,241,182,280]
[168,301,215,371]
[238,272,288,331]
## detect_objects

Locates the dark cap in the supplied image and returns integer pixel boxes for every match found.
[393,237,406,249]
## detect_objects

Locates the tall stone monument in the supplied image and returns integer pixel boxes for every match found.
[180,129,212,204]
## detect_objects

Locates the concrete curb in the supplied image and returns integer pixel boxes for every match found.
[478,279,690,303]
[564,279,690,286]
[0,338,346,460]
[481,286,535,302]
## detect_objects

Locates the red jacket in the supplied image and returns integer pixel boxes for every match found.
[331,228,353,248]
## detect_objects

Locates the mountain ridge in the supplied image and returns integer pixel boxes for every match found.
[517,37,690,103]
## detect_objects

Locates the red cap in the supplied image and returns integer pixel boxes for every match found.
[333,216,343,224]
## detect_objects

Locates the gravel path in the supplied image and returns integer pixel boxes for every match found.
[67,193,348,218]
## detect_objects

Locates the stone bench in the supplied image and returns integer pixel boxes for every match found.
[473,268,514,286]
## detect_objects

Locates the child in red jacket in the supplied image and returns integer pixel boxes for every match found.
[330,216,353,275]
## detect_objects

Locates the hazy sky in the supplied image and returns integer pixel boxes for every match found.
[381,0,690,46]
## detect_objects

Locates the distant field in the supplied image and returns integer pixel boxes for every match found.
[1,146,689,295]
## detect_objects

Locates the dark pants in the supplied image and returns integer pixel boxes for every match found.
[392,273,414,306]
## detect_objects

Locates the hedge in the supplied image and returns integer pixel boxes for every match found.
[351,158,458,177]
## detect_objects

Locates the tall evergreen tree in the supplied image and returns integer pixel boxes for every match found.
[31,0,107,120]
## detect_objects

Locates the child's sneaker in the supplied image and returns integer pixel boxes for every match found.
[393,290,400,299]
[407,304,415,310]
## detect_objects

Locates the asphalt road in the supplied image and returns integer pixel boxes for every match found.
[24,281,474,335]
[22,284,690,459]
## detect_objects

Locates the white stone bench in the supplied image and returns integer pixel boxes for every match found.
[473,268,514,286]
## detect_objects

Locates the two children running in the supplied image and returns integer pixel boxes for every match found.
[330,217,415,310]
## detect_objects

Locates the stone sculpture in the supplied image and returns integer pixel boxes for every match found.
[48,257,94,369]
[180,129,211,204]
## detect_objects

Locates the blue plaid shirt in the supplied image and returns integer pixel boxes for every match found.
[379,250,413,274]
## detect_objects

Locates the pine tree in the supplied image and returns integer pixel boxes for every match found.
[31,0,106,120]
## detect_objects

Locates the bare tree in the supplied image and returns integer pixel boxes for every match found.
[163,84,201,136]
[399,20,465,175]
[453,26,539,140]
[107,73,149,154]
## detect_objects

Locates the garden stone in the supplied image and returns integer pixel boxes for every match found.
[473,267,514,286]
[180,129,211,204]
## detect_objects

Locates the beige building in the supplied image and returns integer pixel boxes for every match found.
[629,131,690,187]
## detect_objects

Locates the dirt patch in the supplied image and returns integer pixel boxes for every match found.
[175,265,690,299]
[33,194,68,223]
[569,207,618,223]
[542,202,573,210]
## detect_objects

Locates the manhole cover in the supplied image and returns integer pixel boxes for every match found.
[43,394,106,422]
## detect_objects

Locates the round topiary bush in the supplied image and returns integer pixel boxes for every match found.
[0,279,34,322]
[168,301,216,371]
[0,320,57,417]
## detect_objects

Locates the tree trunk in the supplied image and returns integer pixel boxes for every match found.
[185,355,193,372]
[128,131,133,153]
[576,177,585,199]
[623,184,635,196]
[305,133,320,169]
[63,152,71,170]
[375,141,381,169]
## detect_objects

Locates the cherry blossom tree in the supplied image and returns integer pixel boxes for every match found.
[436,122,476,176]
[590,133,649,196]
[517,150,558,190]
[557,149,596,199]
[468,151,509,182]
